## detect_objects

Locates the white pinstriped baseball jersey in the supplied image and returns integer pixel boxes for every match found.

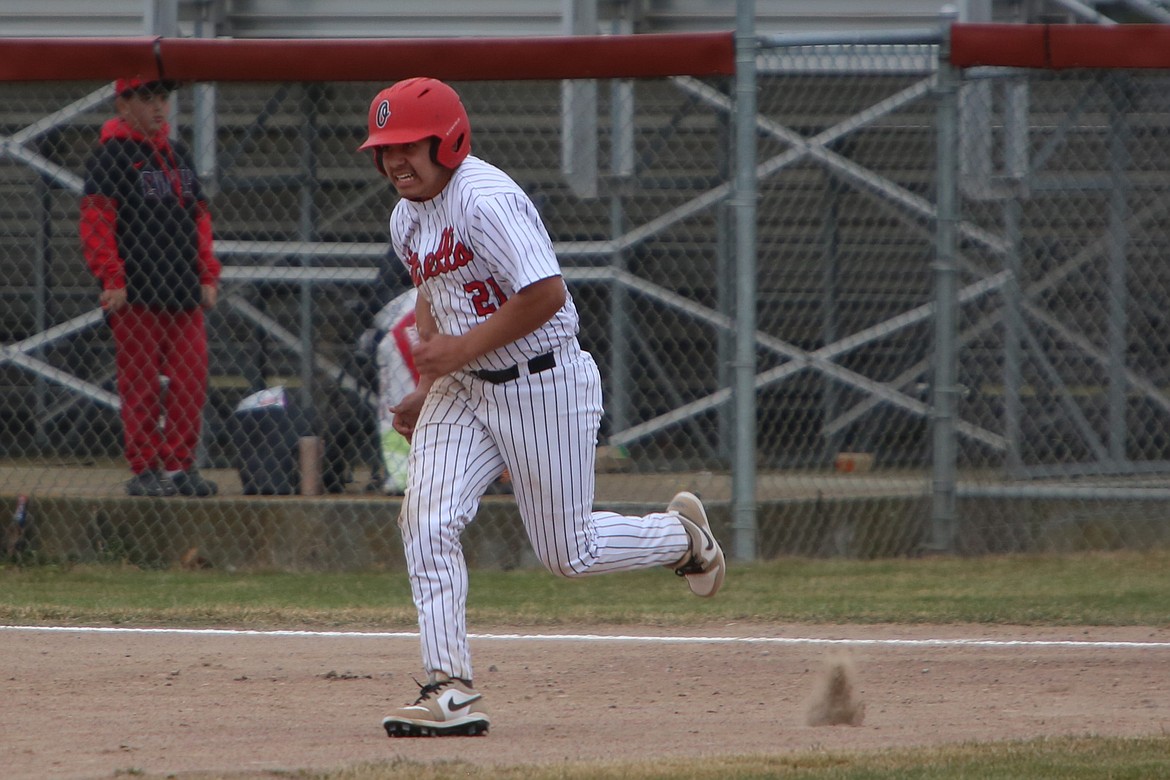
[390,155,578,372]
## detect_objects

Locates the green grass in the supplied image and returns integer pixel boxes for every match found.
[2,550,1169,628]
[103,735,1170,779]
[4,552,1169,779]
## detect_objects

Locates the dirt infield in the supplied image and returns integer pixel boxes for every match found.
[4,623,1170,779]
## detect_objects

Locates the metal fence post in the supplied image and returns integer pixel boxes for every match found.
[298,83,322,415]
[732,0,758,561]
[930,31,960,553]
[1106,73,1131,464]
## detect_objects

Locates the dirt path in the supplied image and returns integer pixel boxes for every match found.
[4,623,1169,779]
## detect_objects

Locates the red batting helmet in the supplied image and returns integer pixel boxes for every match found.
[359,78,471,172]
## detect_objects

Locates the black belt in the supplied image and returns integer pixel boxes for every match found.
[472,352,556,384]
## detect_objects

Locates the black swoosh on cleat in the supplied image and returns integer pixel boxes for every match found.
[446,694,481,713]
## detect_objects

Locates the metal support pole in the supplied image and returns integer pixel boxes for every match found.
[144,0,178,36]
[1002,192,1024,476]
[298,84,320,415]
[1106,74,1130,463]
[34,172,50,450]
[1002,78,1028,477]
[608,172,630,438]
[192,0,218,468]
[731,0,758,561]
[715,108,733,462]
[930,32,961,553]
[820,172,843,464]
[607,11,634,437]
[192,0,219,190]
[562,0,599,199]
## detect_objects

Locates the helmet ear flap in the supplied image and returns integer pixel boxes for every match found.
[441,131,468,169]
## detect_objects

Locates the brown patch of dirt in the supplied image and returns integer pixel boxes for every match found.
[806,649,865,726]
[3,623,1169,778]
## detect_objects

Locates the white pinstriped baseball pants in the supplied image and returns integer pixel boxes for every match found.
[397,344,691,682]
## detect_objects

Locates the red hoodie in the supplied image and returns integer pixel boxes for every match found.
[80,117,220,310]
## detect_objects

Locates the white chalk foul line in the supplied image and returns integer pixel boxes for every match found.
[1,624,1169,649]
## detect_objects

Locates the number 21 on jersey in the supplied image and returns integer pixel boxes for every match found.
[464,276,509,316]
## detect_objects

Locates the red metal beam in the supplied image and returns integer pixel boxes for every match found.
[1050,24,1170,68]
[950,23,1170,69]
[0,37,159,82]
[0,32,735,83]
[948,24,1049,69]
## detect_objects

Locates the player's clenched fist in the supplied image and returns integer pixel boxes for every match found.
[411,333,472,378]
[390,384,429,442]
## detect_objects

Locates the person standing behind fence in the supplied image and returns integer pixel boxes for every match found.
[360,77,726,738]
[79,77,221,498]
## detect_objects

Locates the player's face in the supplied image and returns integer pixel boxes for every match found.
[379,140,453,202]
[117,91,171,137]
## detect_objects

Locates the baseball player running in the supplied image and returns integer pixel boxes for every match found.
[360,77,726,738]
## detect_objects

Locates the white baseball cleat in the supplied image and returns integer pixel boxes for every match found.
[382,677,490,737]
[667,491,726,598]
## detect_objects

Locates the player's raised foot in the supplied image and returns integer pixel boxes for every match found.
[668,491,726,598]
[382,677,490,737]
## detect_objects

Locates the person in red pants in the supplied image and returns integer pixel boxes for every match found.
[79,76,221,497]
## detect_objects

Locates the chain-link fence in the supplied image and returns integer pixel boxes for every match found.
[947,64,1170,554]
[3,32,1170,570]
[749,43,944,559]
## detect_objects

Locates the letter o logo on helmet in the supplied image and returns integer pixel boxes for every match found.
[358,77,472,172]
[374,100,391,129]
